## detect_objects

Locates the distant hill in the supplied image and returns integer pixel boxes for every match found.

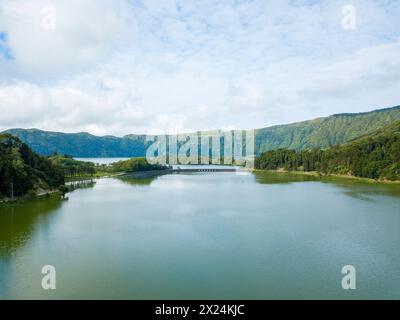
[3,105,400,157]
[2,129,151,157]
[255,119,400,180]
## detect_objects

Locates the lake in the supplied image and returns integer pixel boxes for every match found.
[1,169,400,299]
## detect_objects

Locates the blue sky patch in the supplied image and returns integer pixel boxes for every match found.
[0,32,14,60]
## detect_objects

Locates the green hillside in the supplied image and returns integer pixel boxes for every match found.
[0,134,65,199]
[255,105,400,153]
[3,105,400,157]
[3,129,151,157]
[255,120,400,181]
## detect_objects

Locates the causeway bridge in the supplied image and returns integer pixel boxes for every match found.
[173,167,237,173]
[121,167,247,179]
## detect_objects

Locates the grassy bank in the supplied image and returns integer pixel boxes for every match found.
[0,189,62,204]
[253,169,400,184]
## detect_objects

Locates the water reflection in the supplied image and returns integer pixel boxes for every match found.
[254,171,400,201]
[118,175,159,186]
[0,196,62,257]
[1,171,400,299]
[254,171,320,184]
[320,176,400,198]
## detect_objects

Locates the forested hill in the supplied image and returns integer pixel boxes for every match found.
[3,105,400,157]
[255,105,400,153]
[0,134,64,199]
[255,120,400,181]
[3,129,151,157]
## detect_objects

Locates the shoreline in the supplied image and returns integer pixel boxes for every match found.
[252,169,400,184]
[0,190,61,204]
[3,168,398,203]
[65,171,124,182]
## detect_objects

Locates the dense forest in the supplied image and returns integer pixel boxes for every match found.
[255,120,400,181]
[0,134,64,199]
[3,105,400,157]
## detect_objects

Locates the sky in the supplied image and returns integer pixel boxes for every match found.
[0,0,399,136]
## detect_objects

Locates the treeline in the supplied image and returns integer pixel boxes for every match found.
[255,120,400,181]
[0,134,65,199]
[48,155,96,177]
[47,155,169,181]
[110,157,169,172]
[48,156,169,178]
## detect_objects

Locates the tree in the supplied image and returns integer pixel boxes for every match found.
[58,185,69,199]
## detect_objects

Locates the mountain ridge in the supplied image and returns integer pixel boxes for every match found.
[3,105,400,157]
[7,105,400,137]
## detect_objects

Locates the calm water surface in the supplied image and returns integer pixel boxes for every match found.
[1,169,400,299]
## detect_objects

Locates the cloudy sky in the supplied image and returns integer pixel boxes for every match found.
[0,0,399,136]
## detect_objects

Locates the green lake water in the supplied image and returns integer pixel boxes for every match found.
[1,170,400,299]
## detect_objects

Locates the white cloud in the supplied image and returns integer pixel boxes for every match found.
[0,0,136,79]
[0,0,399,135]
